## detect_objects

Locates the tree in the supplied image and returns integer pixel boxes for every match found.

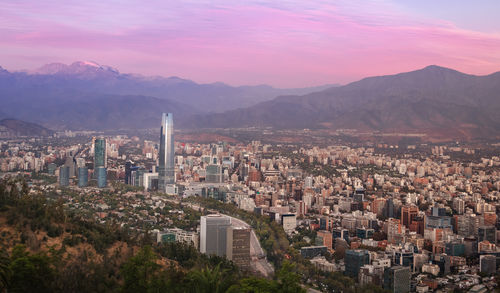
[8,245,55,293]
[276,261,306,293]
[227,276,278,293]
[184,264,234,293]
[0,248,10,292]
[120,246,168,293]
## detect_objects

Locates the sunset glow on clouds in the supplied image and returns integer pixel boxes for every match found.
[1,0,500,87]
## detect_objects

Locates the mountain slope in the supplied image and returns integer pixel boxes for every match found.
[0,118,54,137]
[189,66,500,138]
[0,88,191,130]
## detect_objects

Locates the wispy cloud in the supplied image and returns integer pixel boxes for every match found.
[1,0,499,86]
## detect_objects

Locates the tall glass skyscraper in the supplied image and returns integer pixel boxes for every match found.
[158,113,175,192]
[96,166,107,188]
[59,166,70,186]
[94,138,107,169]
[78,167,88,187]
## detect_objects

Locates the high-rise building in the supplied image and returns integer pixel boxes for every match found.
[200,214,231,257]
[206,164,222,183]
[226,227,251,270]
[281,214,297,234]
[425,206,452,230]
[317,230,333,250]
[158,113,175,192]
[385,198,395,218]
[345,250,370,277]
[479,255,496,275]
[353,188,365,202]
[332,228,349,243]
[304,176,313,188]
[47,163,57,175]
[457,213,479,237]
[356,227,374,239]
[96,166,107,188]
[64,152,76,178]
[125,161,132,184]
[78,167,88,187]
[59,166,70,186]
[401,205,418,228]
[478,226,497,244]
[94,138,107,169]
[384,266,410,293]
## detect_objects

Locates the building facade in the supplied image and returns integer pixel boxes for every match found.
[226,227,251,270]
[200,214,231,257]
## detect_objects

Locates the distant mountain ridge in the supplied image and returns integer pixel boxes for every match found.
[0,61,336,130]
[189,65,500,139]
[13,61,337,112]
[0,119,54,137]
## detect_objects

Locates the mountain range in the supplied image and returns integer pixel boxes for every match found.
[191,65,500,139]
[0,62,499,139]
[0,61,334,130]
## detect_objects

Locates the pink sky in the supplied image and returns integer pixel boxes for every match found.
[1,0,500,87]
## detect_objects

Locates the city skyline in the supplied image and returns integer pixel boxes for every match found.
[0,1,499,292]
[2,1,500,87]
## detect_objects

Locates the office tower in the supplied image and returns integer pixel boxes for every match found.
[356,227,374,239]
[345,250,370,277]
[47,163,57,175]
[94,138,107,169]
[295,200,307,216]
[304,176,313,188]
[457,213,479,237]
[76,157,86,168]
[125,161,132,184]
[158,113,175,192]
[478,226,497,244]
[319,217,331,231]
[372,197,386,217]
[59,166,70,186]
[425,206,452,229]
[385,198,395,218]
[206,164,222,183]
[409,216,425,235]
[78,167,88,187]
[332,228,349,243]
[452,198,465,214]
[445,241,465,256]
[384,266,410,293]
[479,255,496,275]
[401,205,418,228]
[200,214,231,257]
[317,230,333,249]
[463,236,478,257]
[394,251,414,268]
[353,188,365,202]
[300,246,328,258]
[143,172,159,191]
[64,152,76,178]
[281,214,297,234]
[96,166,107,188]
[387,218,405,244]
[226,227,251,270]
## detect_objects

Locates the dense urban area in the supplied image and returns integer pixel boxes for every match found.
[0,115,499,293]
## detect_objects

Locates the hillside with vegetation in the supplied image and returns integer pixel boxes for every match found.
[0,176,306,293]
